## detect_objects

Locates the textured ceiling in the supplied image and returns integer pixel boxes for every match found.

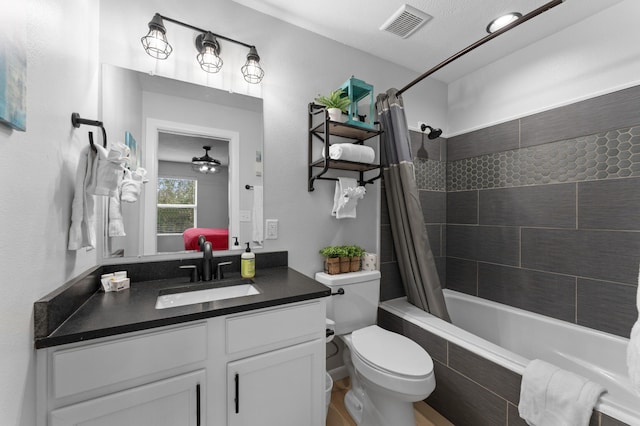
[232,0,623,83]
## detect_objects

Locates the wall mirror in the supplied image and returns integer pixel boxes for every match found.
[100,64,263,261]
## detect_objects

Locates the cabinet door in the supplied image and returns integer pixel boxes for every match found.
[50,370,205,426]
[227,339,324,426]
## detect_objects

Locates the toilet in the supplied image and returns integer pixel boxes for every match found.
[316,270,436,426]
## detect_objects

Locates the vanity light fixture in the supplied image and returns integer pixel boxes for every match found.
[141,13,264,83]
[192,146,221,174]
[196,32,223,73]
[486,12,523,34]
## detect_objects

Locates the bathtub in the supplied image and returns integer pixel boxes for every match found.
[380,289,639,425]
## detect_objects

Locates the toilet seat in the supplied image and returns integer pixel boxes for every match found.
[345,325,436,401]
[351,325,433,379]
[348,325,435,399]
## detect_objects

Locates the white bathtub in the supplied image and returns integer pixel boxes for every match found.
[380,289,640,425]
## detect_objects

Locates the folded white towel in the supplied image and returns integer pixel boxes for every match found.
[87,143,126,197]
[332,177,365,219]
[518,359,605,426]
[323,143,375,163]
[121,167,148,203]
[627,265,640,396]
[252,185,263,245]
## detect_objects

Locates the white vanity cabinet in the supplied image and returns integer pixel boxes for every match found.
[37,322,209,426]
[49,369,205,426]
[224,302,325,426]
[37,299,326,426]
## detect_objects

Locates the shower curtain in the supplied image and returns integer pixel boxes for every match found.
[376,89,450,322]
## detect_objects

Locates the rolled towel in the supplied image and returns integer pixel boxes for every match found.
[518,359,605,426]
[323,143,375,163]
[627,264,640,396]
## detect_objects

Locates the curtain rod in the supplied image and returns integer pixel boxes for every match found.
[396,0,565,97]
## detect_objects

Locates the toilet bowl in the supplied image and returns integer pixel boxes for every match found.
[316,271,436,426]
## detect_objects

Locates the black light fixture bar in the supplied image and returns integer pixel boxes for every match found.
[396,0,564,96]
[142,13,264,83]
[158,14,254,50]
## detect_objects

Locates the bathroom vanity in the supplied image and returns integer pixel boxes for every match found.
[35,265,330,426]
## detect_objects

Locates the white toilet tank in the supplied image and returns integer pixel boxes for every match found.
[315,270,381,335]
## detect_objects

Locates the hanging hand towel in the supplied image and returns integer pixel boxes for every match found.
[627,264,640,396]
[518,359,606,426]
[252,185,264,245]
[87,143,127,197]
[121,167,148,203]
[68,145,98,250]
[331,177,365,219]
[108,180,125,237]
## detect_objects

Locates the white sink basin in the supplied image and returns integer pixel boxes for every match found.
[155,284,260,309]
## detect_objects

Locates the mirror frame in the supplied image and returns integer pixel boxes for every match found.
[143,118,240,256]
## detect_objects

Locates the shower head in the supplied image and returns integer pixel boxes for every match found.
[420,124,442,139]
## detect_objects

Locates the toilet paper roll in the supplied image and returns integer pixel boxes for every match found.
[326,318,335,343]
[362,253,378,271]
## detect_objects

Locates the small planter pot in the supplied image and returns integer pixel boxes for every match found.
[349,256,361,272]
[324,257,341,275]
[339,256,351,273]
[327,108,342,122]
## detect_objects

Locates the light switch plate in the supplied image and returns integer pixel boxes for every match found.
[239,210,251,222]
[265,219,278,239]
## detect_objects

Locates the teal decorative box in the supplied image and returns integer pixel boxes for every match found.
[338,76,374,129]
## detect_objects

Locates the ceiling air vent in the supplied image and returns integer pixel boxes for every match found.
[380,4,432,39]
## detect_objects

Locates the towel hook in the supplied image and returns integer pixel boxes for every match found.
[71,112,108,148]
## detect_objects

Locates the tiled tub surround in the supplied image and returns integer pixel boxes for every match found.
[446,128,640,336]
[377,85,640,425]
[378,293,633,426]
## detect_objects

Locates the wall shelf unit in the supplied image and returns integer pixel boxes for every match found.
[308,103,383,192]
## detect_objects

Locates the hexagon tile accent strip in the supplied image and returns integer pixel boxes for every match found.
[447,126,640,192]
[415,158,446,191]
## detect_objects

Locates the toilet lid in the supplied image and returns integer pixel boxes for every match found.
[351,325,433,378]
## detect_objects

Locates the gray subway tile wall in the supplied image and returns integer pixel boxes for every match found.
[443,84,640,339]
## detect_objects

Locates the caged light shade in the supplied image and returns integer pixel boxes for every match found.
[241,46,265,84]
[140,14,173,60]
[196,32,223,73]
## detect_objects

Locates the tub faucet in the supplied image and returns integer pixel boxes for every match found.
[202,241,213,281]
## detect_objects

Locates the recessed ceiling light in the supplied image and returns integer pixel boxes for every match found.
[486,12,523,34]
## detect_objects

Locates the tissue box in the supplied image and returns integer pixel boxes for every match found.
[361,253,378,271]
[101,271,129,292]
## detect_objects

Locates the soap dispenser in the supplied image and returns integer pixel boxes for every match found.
[241,242,255,278]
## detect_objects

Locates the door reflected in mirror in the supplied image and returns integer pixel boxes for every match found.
[101,64,263,260]
[156,133,229,254]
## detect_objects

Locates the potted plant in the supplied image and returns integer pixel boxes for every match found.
[319,245,346,275]
[315,89,351,122]
[345,245,364,272]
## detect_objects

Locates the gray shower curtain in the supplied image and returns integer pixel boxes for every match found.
[376,89,451,322]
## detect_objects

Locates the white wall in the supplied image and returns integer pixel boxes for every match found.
[99,0,447,276]
[0,0,99,425]
[447,0,640,135]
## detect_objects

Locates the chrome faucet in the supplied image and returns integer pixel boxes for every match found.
[202,241,213,281]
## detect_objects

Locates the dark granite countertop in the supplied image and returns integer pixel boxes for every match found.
[35,266,330,349]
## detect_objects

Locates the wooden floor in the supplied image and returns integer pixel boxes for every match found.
[326,377,453,426]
